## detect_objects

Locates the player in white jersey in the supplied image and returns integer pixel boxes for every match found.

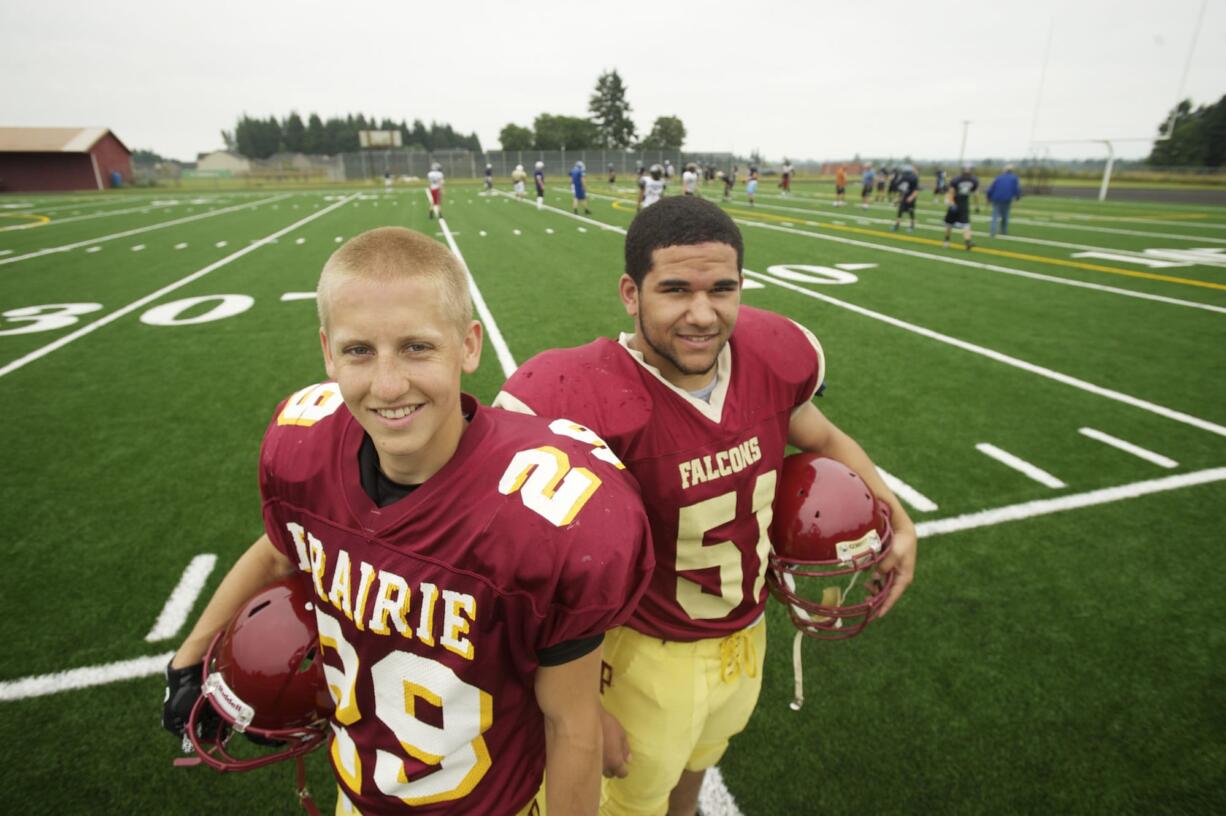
[426,162,444,219]
[638,164,666,210]
[511,164,527,199]
[680,163,698,196]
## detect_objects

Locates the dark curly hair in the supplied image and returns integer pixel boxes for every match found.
[624,196,744,287]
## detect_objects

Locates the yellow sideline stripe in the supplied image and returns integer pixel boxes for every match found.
[0,213,51,231]
[710,204,1226,292]
[603,192,1223,290]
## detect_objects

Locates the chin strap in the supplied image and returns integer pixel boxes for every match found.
[789,630,805,711]
[296,755,321,816]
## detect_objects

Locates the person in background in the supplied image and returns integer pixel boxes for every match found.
[986,164,1023,237]
[511,163,527,200]
[891,164,921,232]
[426,162,444,220]
[861,165,876,208]
[571,161,591,215]
[681,163,699,196]
[535,161,547,210]
[834,165,847,207]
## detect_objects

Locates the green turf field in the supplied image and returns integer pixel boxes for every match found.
[1,179,1223,814]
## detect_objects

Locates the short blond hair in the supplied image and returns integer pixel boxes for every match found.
[316,227,472,335]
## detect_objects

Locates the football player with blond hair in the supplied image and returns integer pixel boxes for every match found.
[164,227,653,815]
[495,197,918,816]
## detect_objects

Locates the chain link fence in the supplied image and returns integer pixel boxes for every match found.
[339,149,739,181]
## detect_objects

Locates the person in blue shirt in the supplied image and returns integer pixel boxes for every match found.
[570,161,590,215]
[986,164,1023,237]
[860,166,875,208]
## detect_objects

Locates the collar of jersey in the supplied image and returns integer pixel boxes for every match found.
[617,332,731,424]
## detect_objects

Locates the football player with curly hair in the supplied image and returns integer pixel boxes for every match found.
[494,197,918,816]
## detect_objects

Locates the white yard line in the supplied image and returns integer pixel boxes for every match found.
[144,554,218,642]
[999,215,1226,244]
[699,766,745,816]
[738,198,1226,267]
[1078,427,1179,469]
[0,652,174,701]
[737,219,1226,314]
[975,443,1067,488]
[916,467,1226,538]
[744,266,1226,439]
[433,202,517,378]
[0,200,185,231]
[877,466,939,512]
[505,188,1226,439]
[0,194,290,268]
[571,189,1226,314]
[0,194,358,380]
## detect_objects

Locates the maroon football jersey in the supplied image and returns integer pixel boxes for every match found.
[259,389,652,815]
[495,307,823,641]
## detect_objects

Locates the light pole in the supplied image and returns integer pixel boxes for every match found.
[958,120,971,166]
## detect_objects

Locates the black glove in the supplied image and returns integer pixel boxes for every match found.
[163,660,222,746]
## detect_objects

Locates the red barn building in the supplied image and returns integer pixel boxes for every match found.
[0,127,133,192]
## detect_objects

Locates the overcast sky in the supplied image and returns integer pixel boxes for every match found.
[3,0,1222,163]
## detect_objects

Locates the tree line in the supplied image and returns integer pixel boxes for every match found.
[1147,96,1226,167]
[498,70,687,152]
[222,113,483,159]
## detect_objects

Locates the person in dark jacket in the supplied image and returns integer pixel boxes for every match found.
[986,164,1022,237]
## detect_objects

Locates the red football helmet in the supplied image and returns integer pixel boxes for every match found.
[768,454,894,639]
[180,576,332,772]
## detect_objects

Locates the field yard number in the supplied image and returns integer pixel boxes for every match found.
[0,295,262,335]
[766,264,860,284]
[0,303,104,336]
[139,295,254,326]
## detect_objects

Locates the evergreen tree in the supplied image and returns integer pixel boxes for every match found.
[1148,96,1226,167]
[303,114,326,154]
[283,112,305,153]
[588,69,636,148]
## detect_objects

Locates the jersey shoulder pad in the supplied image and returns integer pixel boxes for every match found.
[260,382,350,491]
[495,340,652,445]
[475,409,654,647]
[733,307,825,402]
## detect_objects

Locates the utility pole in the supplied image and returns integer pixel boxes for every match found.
[958,121,971,165]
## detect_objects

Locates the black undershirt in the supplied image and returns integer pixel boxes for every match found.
[356,433,603,666]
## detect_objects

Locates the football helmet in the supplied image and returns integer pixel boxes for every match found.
[535,160,545,170]
[767,454,894,639]
[179,576,332,772]
[576,160,585,171]
[431,162,442,172]
[650,163,663,180]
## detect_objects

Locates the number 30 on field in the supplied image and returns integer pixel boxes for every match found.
[0,295,257,336]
